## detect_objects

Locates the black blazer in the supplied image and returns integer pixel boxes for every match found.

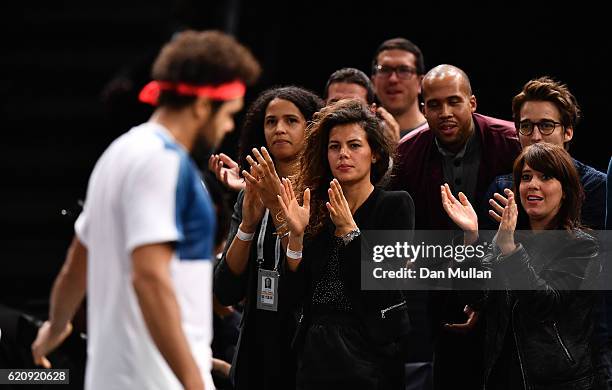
[288,187,415,356]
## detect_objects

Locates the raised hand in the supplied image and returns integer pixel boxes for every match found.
[243,147,283,210]
[496,190,518,255]
[326,179,358,236]
[488,188,511,223]
[440,183,478,232]
[374,104,400,144]
[240,175,265,232]
[277,178,310,237]
[208,153,244,192]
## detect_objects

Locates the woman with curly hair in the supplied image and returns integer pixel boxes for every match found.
[214,86,323,389]
[278,99,414,389]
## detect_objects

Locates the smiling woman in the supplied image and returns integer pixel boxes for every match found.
[441,142,602,389]
[512,143,584,231]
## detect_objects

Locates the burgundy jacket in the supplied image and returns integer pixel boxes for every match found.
[391,113,521,229]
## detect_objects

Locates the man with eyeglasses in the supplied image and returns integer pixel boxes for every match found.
[484,76,606,231]
[371,38,434,390]
[371,37,428,141]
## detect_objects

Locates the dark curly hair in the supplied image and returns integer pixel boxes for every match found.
[237,86,324,173]
[296,99,393,237]
[151,30,261,108]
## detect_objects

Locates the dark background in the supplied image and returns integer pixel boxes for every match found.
[2,1,610,315]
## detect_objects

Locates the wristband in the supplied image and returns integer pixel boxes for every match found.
[236,227,255,241]
[286,247,302,259]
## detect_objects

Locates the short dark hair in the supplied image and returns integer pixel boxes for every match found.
[151,30,261,108]
[323,68,375,104]
[371,37,425,75]
[297,99,393,236]
[513,142,583,230]
[512,77,581,145]
[238,86,324,172]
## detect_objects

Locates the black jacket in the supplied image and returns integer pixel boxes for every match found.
[287,188,415,357]
[480,230,600,390]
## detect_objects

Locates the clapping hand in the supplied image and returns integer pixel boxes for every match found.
[208,153,244,192]
[326,179,358,236]
[488,188,511,224]
[495,190,518,255]
[277,178,310,237]
[242,147,283,210]
[440,184,478,231]
[240,171,265,232]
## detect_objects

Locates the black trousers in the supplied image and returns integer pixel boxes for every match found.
[297,311,404,390]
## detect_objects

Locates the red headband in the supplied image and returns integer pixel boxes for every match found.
[138,80,246,105]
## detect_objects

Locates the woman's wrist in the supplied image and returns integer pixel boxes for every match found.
[464,231,479,245]
[238,222,257,234]
[334,223,358,237]
[499,243,518,256]
[286,233,304,261]
[288,232,304,249]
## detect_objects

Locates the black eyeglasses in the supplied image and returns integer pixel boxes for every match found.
[518,120,563,136]
[373,64,418,80]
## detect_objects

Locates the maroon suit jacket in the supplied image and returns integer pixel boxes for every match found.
[391,113,521,229]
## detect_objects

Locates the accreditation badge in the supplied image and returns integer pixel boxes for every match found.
[257,268,279,312]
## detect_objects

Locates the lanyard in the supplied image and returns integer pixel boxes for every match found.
[256,209,281,272]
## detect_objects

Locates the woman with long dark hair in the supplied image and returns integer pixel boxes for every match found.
[442,142,600,389]
[214,86,323,390]
[278,99,414,389]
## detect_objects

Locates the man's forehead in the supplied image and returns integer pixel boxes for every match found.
[224,97,244,112]
[377,49,416,64]
[423,75,470,97]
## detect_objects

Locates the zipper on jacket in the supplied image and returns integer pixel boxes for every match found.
[380,300,407,319]
[511,301,528,390]
[552,321,575,364]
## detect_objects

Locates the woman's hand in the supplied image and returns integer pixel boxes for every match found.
[496,190,518,255]
[326,179,357,236]
[488,188,511,223]
[240,175,265,232]
[208,153,245,192]
[243,147,283,210]
[277,178,310,237]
